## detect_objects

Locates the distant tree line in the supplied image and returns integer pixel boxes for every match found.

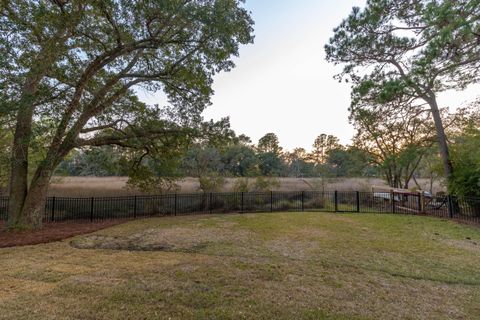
[3,103,478,197]
[54,131,377,184]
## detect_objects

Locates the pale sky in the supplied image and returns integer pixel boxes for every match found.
[139,0,479,152]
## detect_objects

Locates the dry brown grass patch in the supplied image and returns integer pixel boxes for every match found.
[47,176,445,197]
[70,225,254,253]
[1,213,480,319]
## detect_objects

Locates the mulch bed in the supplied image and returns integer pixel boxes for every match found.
[0,220,129,248]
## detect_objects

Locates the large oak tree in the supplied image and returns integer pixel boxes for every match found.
[0,0,253,229]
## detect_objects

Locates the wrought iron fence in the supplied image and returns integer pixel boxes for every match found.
[0,191,479,225]
[0,196,8,221]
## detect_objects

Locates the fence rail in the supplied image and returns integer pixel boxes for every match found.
[1,191,479,225]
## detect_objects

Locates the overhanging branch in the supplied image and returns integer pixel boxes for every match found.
[75,128,188,147]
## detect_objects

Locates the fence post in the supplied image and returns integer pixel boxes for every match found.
[334,191,338,212]
[417,192,423,214]
[133,196,137,219]
[90,197,94,222]
[447,195,454,218]
[270,191,273,212]
[301,191,305,212]
[51,196,55,221]
[174,194,177,216]
[391,190,396,214]
[356,191,360,213]
[241,192,244,213]
[209,192,213,214]
[420,192,425,213]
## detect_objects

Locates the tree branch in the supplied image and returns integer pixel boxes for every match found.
[75,128,186,147]
[80,119,133,133]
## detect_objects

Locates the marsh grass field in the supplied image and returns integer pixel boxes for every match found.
[1,212,480,319]
[46,176,444,197]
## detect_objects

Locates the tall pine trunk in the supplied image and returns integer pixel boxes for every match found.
[425,94,459,215]
[426,95,454,182]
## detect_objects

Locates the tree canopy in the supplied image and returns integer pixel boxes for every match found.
[351,99,436,189]
[311,134,340,165]
[325,0,480,187]
[1,0,254,229]
[257,133,282,155]
[449,108,480,199]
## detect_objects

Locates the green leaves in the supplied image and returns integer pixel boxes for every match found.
[449,124,480,198]
[327,0,480,188]
[1,0,254,191]
[3,0,255,137]
[257,133,282,155]
[326,0,480,94]
[350,95,436,188]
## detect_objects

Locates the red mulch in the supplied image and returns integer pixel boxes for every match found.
[0,220,129,248]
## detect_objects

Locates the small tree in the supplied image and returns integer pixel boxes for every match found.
[415,147,443,195]
[310,134,340,165]
[351,100,436,189]
[232,177,250,192]
[252,176,280,192]
[285,148,313,178]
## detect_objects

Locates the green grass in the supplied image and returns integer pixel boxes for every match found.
[1,212,480,319]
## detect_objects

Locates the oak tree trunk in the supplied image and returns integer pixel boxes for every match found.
[19,169,52,229]
[7,81,38,229]
[6,44,64,230]
[8,159,55,229]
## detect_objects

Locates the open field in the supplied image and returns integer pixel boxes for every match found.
[47,176,445,197]
[1,212,479,319]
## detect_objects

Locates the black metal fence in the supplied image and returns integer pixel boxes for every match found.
[0,191,479,225]
[0,196,7,221]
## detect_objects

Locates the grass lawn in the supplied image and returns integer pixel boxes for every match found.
[1,212,480,319]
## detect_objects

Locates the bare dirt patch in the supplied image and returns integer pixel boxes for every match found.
[265,239,319,260]
[0,220,126,248]
[70,226,254,252]
[443,238,480,253]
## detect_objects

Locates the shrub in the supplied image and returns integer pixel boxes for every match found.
[449,125,480,216]
[232,178,251,192]
[198,174,226,193]
[276,200,293,211]
[449,125,480,198]
[306,197,325,209]
[253,176,280,192]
